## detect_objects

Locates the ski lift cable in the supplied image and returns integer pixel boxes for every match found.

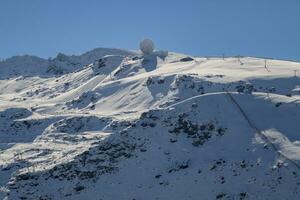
[225,90,300,171]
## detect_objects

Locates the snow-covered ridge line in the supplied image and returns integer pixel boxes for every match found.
[0,47,135,63]
[0,48,136,79]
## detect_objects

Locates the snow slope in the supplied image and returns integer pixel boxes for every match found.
[0,49,300,200]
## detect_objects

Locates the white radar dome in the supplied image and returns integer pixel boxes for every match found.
[140,39,155,55]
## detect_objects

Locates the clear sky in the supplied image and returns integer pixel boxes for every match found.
[1,0,299,60]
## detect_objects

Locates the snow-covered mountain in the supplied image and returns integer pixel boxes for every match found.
[0,48,300,200]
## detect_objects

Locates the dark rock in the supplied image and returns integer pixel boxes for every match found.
[216,193,226,199]
[170,138,177,143]
[155,174,162,179]
[74,185,85,192]
[180,57,194,62]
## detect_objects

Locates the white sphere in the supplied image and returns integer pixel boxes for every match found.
[140,39,155,55]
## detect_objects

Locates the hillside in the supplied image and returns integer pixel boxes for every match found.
[0,49,300,200]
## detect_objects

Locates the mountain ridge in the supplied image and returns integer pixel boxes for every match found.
[0,48,300,199]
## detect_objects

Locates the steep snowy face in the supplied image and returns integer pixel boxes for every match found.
[0,55,49,78]
[0,49,300,200]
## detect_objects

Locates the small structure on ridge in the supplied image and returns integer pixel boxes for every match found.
[140,39,155,55]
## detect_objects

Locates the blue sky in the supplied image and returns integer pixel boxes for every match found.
[1,0,300,60]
